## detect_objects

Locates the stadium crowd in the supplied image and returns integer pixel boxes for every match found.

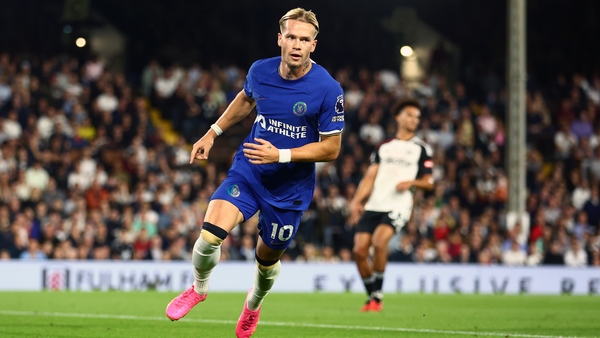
[0,51,599,267]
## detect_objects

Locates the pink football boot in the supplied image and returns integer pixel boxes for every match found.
[235,290,261,338]
[165,285,207,321]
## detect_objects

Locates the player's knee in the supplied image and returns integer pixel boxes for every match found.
[200,222,228,246]
[255,253,280,269]
[353,245,368,260]
[372,240,388,253]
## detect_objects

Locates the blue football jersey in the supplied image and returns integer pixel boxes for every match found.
[229,56,344,210]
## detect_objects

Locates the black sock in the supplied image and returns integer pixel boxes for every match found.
[362,275,375,299]
[371,271,384,302]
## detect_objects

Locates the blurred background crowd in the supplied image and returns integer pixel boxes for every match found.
[0,50,599,267]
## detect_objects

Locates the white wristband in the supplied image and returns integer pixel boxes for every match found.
[210,124,223,136]
[278,149,291,163]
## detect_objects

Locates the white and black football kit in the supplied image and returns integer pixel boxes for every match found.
[356,136,433,233]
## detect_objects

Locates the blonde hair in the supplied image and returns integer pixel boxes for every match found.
[279,8,319,36]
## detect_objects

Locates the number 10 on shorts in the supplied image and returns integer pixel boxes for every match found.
[271,223,294,242]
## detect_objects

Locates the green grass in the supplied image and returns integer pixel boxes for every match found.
[0,292,598,337]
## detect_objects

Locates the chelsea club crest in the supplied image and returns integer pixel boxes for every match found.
[227,184,241,198]
[293,102,307,116]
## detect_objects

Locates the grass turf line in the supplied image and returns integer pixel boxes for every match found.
[0,292,597,337]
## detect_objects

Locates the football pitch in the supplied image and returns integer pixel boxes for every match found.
[0,292,597,337]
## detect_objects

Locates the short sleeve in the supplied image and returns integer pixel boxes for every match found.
[369,142,384,164]
[369,149,380,165]
[318,85,344,135]
[243,62,257,99]
[417,145,433,177]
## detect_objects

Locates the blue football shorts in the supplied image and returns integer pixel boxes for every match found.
[210,172,304,250]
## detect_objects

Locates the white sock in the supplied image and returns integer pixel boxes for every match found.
[246,261,281,311]
[192,235,221,295]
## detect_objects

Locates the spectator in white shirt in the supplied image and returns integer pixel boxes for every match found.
[554,121,577,160]
[526,242,543,266]
[154,68,180,99]
[37,107,55,140]
[502,239,527,266]
[79,147,97,183]
[172,137,191,167]
[14,170,31,200]
[3,110,22,140]
[25,161,49,191]
[564,239,588,267]
[96,86,118,113]
[68,161,92,191]
[572,179,591,210]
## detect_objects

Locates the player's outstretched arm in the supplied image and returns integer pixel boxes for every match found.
[242,133,342,164]
[348,163,379,225]
[190,90,256,163]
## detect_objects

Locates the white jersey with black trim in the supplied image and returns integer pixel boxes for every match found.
[364,136,433,213]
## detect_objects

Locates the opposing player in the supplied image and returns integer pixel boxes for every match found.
[348,99,433,312]
[165,8,344,338]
